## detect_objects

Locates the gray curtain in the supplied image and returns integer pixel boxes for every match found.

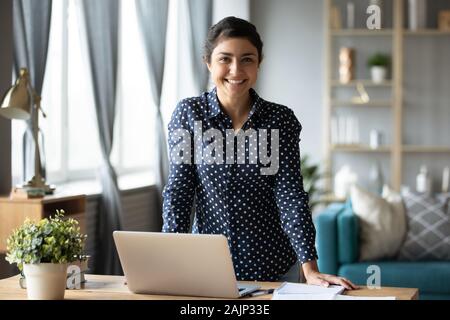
[187,0,212,93]
[81,0,123,275]
[13,0,52,184]
[135,0,169,204]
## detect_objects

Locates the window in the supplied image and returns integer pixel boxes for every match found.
[12,0,155,188]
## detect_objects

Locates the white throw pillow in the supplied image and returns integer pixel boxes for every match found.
[350,185,407,261]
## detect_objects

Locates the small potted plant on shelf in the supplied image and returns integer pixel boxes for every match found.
[367,53,390,84]
[5,210,87,300]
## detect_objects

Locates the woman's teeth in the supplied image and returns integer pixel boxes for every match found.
[227,79,245,84]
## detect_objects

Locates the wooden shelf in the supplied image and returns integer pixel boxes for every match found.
[404,29,450,36]
[331,80,393,87]
[331,29,393,36]
[331,100,392,107]
[402,145,450,153]
[331,145,392,153]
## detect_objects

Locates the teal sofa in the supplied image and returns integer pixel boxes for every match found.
[314,202,450,300]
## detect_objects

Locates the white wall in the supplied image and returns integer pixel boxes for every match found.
[213,0,250,23]
[251,0,325,164]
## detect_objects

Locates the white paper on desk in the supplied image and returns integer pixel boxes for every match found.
[272,292,337,300]
[334,295,396,300]
[271,282,345,300]
[276,282,345,295]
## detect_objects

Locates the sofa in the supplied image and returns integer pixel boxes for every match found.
[314,201,450,300]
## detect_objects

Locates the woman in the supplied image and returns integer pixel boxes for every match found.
[162,16,356,290]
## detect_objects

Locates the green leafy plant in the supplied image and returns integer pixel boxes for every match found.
[367,53,390,67]
[5,210,87,271]
[301,155,325,211]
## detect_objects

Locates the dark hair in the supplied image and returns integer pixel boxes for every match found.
[203,16,263,64]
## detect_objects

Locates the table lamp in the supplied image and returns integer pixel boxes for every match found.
[0,68,55,195]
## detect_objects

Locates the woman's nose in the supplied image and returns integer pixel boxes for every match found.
[229,60,241,74]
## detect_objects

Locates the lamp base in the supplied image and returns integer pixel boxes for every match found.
[21,182,56,195]
[10,187,46,199]
[11,175,56,199]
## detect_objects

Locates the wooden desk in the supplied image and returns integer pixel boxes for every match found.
[0,274,418,300]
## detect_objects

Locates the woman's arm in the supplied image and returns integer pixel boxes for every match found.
[162,102,196,233]
[273,109,318,264]
[274,109,356,290]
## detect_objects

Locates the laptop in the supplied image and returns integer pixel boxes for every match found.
[113,231,261,298]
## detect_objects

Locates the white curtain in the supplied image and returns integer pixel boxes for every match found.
[81,0,123,275]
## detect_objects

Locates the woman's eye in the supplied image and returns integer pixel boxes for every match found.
[242,57,254,63]
[219,57,230,63]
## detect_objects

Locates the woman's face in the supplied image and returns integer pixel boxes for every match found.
[206,37,260,102]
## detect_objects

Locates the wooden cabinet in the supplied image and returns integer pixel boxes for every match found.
[0,194,86,253]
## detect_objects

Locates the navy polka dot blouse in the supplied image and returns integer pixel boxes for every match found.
[162,87,318,281]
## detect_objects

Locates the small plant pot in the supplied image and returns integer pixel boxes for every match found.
[23,263,68,300]
[370,66,387,83]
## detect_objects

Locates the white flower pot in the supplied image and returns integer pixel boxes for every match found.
[370,66,387,83]
[23,263,68,300]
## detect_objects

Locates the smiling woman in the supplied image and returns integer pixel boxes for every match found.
[161,16,356,290]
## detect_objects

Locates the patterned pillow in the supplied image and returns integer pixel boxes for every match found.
[398,191,450,261]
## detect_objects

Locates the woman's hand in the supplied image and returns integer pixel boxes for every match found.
[302,260,358,290]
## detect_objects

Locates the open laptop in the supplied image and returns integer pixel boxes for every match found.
[113,231,260,298]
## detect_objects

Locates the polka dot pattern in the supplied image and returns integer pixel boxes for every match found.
[162,87,318,281]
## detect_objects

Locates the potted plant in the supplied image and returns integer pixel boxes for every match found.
[367,53,390,83]
[5,210,87,300]
[300,155,326,212]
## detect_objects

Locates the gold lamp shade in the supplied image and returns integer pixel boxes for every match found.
[0,68,31,120]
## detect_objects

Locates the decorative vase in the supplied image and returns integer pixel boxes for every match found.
[408,0,427,30]
[416,165,432,195]
[334,165,358,199]
[339,47,354,84]
[346,1,355,29]
[370,66,387,83]
[23,263,68,300]
[369,161,384,195]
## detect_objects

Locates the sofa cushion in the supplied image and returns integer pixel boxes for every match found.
[398,191,450,261]
[350,185,407,261]
[338,261,450,295]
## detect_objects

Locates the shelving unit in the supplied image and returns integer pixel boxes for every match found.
[331,79,393,87]
[403,29,450,36]
[330,99,393,107]
[323,0,450,200]
[331,145,392,153]
[331,29,394,36]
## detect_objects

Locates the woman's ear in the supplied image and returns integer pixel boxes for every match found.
[204,56,212,72]
[258,55,264,68]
